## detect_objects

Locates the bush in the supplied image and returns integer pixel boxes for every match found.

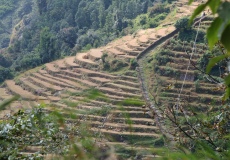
[148,4,170,18]
[129,58,138,70]
[173,43,184,51]
[194,79,200,92]
[103,61,110,70]
[164,66,176,76]
[110,59,128,71]
[139,15,147,25]
[101,53,108,63]
[175,17,190,30]
[0,66,13,83]
[148,13,167,28]
[155,54,171,66]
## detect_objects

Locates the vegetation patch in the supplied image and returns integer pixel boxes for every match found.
[117,98,145,107]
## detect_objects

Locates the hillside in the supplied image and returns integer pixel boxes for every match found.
[0,22,176,159]
[0,0,224,159]
[0,0,172,83]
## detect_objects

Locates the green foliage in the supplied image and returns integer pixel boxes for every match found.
[102,61,111,71]
[0,104,113,159]
[102,55,128,72]
[0,0,158,82]
[87,106,112,116]
[197,48,224,78]
[0,107,67,159]
[110,59,128,71]
[118,98,145,107]
[155,52,171,66]
[0,54,11,68]
[190,0,230,53]
[178,28,205,42]
[204,30,230,101]
[69,89,109,103]
[133,136,165,147]
[175,17,191,30]
[130,5,169,30]
[159,1,230,157]
[129,58,138,70]
[221,23,230,52]
[194,79,200,91]
[0,0,17,18]
[148,13,167,28]
[19,53,41,70]
[0,96,19,111]
[207,17,222,49]
[0,66,13,83]
[38,27,60,63]
[160,141,230,160]
[84,89,107,101]
[206,54,230,74]
[148,3,170,18]
[0,0,169,85]
[101,53,108,64]
[36,0,47,15]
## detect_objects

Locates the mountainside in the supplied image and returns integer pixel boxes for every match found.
[1,0,174,83]
[0,0,225,159]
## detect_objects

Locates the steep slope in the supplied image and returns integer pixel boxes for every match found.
[0,0,159,80]
[0,24,177,158]
[0,0,37,48]
[0,0,216,158]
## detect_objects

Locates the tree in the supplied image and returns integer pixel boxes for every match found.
[36,0,47,15]
[38,27,59,63]
[0,66,12,83]
[175,17,191,30]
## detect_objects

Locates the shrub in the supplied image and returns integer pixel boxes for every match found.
[159,66,179,77]
[110,59,128,71]
[148,13,167,28]
[101,53,108,63]
[173,43,184,51]
[148,4,170,18]
[103,61,110,70]
[129,58,138,70]
[139,15,147,25]
[194,79,200,92]
[0,66,13,83]
[155,54,171,66]
[149,20,158,28]
[174,17,190,30]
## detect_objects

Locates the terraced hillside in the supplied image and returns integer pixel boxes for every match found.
[141,17,223,121]
[0,0,209,158]
[0,22,179,158]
